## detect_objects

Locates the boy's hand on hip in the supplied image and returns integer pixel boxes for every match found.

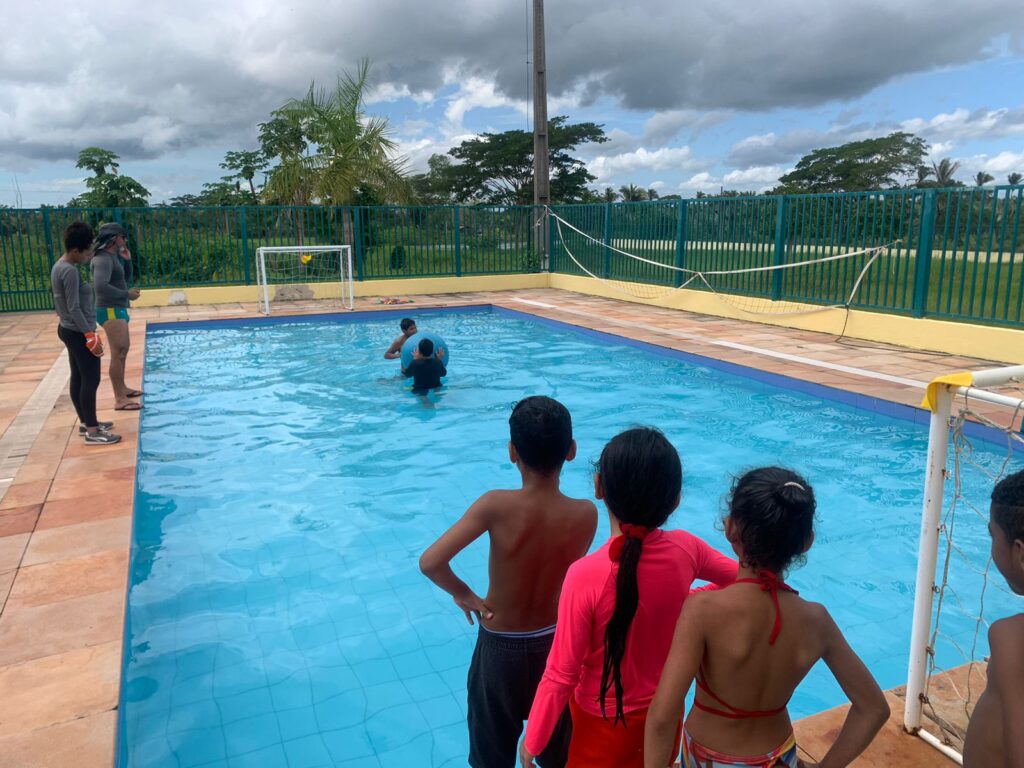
[518,741,536,768]
[454,592,493,625]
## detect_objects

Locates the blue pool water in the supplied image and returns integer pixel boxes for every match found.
[121,307,1021,767]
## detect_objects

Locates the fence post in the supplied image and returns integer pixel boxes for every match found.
[771,196,787,301]
[41,208,56,266]
[240,207,250,284]
[454,206,462,276]
[353,207,364,281]
[603,202,613,278]
[548,207,556,273]
[911,190,937,318]
[674,199,688,287]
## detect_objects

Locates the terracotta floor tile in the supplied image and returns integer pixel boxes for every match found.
[0,481,50,511]
[0,710,116,768]
[21,517,131,567]
[0,570,15,614]
[0,641,120,738]
[0,589,124,667]
[0,535,29,573]
[36,495,131,530]
[5,549,128,611]
[45,467,134,503]
[0,506,40,538]
[53,450,138,481]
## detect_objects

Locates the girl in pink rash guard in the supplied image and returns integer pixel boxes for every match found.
[519,427,736,768]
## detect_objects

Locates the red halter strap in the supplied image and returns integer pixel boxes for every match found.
[731,571,798,645]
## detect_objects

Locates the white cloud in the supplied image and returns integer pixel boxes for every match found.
[722,166,787,188]
[588,146,711,185]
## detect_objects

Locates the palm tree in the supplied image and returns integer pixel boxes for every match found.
[618,184,646,202]
[915,165,934,187]
[1008,172,1023,186]
[931,158,961,187]
[974,171,995,187]
[264,60,411,207]
[602,187,618,202]
[646,188,660,200]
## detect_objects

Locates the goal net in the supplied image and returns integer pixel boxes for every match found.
[547,207,894,317]
[255,245,354,315]
[904,366,1024,762]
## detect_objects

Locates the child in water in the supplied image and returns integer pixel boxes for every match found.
[402,337,446,394]
[644,467,889,768]
[520,427,736,768]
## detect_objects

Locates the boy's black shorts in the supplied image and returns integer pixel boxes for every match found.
[467,626,572,768]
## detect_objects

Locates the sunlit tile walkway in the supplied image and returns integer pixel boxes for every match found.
[0,288,1016,766]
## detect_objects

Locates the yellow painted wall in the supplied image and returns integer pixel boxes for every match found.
[131,273,549,309]
[549,273,1024,365]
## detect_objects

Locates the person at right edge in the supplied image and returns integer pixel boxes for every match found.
[92,222,143,411]
[51,222,121,445]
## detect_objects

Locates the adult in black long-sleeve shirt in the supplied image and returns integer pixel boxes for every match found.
[402,337,447,393]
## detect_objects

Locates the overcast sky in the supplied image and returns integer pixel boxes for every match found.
[2,0,1023,206]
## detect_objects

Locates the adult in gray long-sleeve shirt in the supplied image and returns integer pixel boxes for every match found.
[52,259,96,334]
[51,221,120,444]
[91,222,142,411]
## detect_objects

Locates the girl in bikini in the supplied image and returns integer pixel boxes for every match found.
[519,427,737,768]
[644,467,890,768]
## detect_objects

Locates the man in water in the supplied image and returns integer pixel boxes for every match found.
[384,317,417,360]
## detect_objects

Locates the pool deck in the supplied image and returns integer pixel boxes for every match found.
[0,287,1017,767]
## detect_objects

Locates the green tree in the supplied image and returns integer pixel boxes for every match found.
[220,150,267,200]
[69,147,150,207]
[198,180,250,205]
[601,187,619,202]
[975,171,995,187]
[915,165,934,187]
[76,147,120,176]
[618,184,647,201]
[410,154,457,204]
[776,132,927,192]
[443,116,608,205]
[932,158,962,187]
[262,60,410,206]
[1009,172,1023,185]
[646,188,660,201]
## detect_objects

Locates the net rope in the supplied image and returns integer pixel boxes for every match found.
[546,208,895,317]
[920,380,1024,751]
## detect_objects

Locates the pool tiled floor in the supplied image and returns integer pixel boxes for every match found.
[0,287,1017,766]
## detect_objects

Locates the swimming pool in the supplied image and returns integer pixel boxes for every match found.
[120,306,1021,767]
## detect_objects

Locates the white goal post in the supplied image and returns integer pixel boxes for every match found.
[255,245,354,315]
[904,364,1024,762]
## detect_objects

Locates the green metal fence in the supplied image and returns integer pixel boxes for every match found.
[551,186,1024,327]
[2,187,1022,327]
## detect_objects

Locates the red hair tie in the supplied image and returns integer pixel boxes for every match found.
[608,524,651,562]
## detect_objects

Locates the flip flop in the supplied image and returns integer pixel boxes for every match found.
[115,402,144,411]
[125,389,144,397]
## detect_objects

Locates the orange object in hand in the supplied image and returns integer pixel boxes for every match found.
[85,331,104,357]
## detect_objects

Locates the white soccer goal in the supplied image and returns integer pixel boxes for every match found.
[905,365,1024,762]
[255,245,354,315]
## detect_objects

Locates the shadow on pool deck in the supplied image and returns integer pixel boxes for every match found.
[0,288,1013,766]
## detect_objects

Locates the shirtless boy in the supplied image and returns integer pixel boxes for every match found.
[963,468,1024,768]
[383,317,416,359]
[420,396,597,768]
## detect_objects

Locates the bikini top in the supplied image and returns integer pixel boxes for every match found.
[693,571,798,720]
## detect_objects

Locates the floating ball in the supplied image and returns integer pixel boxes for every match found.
[401,332,450,370]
